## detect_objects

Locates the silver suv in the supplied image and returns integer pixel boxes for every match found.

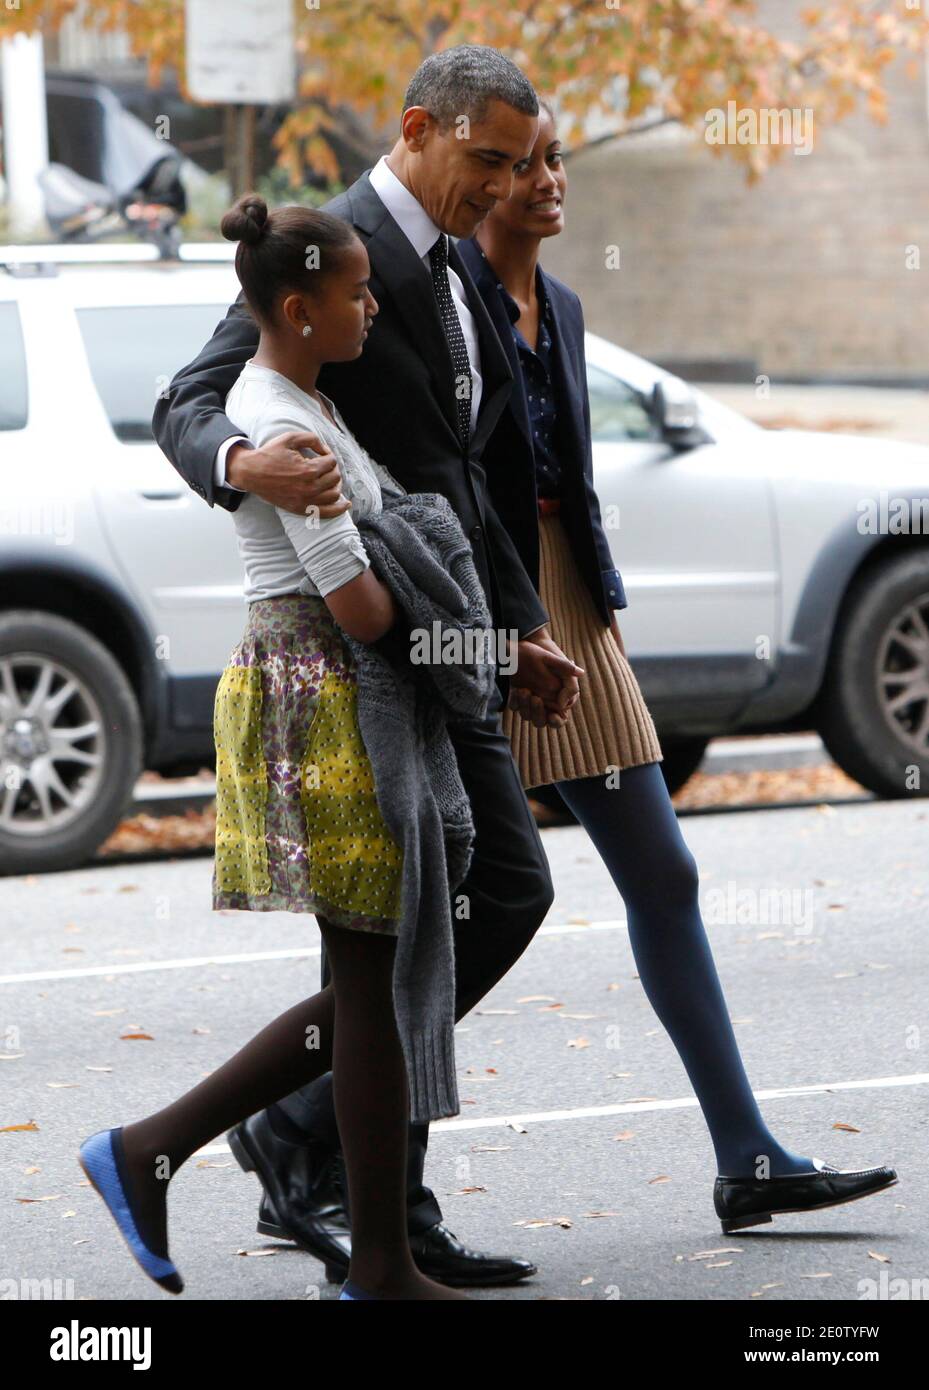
[2,245,928,873]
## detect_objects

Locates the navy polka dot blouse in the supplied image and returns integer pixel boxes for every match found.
[494,268,563,500]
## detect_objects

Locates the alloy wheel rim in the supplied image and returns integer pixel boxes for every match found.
[0,653,106,836]
[876,591,929,759]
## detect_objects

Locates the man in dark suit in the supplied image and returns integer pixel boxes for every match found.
[153,45,582,1288]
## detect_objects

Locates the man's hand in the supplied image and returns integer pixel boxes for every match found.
[505,627,584,730]
[227,432,351,518]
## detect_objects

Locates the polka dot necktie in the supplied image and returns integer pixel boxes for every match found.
[428,232,472,450]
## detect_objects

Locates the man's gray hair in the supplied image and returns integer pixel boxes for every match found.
[403,44,538,132]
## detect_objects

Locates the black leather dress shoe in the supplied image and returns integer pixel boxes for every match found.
[714,1157,898,1234]
[319,1221,537,1287]
[227,1113,351,1270]
[229,1116,537,1288]
[405,1222,537,1288]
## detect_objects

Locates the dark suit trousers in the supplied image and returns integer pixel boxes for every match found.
[274,680,554,1233]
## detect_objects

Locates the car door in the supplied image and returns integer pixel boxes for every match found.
[585,348,780,717]
[67,281,246,688]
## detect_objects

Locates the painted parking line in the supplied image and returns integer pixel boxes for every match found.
[0,919,628,986]
[191,1071,929,1155]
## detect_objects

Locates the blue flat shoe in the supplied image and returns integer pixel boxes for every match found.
[339,1279,383,1300]
[78,1127,183,1294]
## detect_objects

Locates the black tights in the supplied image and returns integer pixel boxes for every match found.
[118,918,455,1296]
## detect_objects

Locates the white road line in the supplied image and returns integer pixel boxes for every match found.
[0,946,323,985]
[192,1071,929,1154]
[199,1071,929,1152]
[0,919,627,986]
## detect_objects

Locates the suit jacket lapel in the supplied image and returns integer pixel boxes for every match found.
[456,236,533,456]
[348,172,512,450]
[457,236,588,485]
[543,275,587,475]
[446,237,513,452]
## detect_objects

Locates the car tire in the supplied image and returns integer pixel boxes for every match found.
[658,735,710,795]
[816,552,929,799]
[0,610,143,874]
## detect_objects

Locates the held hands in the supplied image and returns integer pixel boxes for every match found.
[227,432,351,519]
[506,627,584,730]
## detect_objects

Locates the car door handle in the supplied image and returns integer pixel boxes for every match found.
[139,488,186,501]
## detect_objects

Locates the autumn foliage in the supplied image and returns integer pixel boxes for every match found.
[2,0,927,183]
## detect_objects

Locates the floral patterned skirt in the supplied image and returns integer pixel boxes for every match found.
[211,593,403,934]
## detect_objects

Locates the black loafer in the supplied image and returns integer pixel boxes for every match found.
[227,1113,351,1270]
[715,1157,898,1234]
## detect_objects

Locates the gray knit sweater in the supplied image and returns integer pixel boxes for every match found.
[336,491,496,1123]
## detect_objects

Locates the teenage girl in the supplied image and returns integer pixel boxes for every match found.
[455,102,897,1233]
[78,195,468,1300]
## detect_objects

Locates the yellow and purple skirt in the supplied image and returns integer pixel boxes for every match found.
[211,593,403,934]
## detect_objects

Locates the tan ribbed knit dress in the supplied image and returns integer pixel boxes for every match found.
[501,511,663,790]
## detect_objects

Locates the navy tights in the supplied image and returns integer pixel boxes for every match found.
[555,762,816,1178]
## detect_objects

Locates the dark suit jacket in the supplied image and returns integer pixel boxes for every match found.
[151,170,550,653]
[456,236,627,626]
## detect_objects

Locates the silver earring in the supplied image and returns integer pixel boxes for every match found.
[302,324,313,337]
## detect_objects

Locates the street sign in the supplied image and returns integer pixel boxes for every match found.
[185,0,296,104]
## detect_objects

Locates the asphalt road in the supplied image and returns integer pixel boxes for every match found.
[2,795,926,1302]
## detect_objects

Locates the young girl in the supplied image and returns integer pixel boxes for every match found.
[456,102,898,1235]
[78,195,467,1301]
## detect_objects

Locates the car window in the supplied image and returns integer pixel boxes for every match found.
[0,304,29,431]
[76,304,230,442]
[586,362,660,443]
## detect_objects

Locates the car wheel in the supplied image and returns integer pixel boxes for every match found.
[816,552,929,798]
[658,736,710,795]
[0,610,143,874]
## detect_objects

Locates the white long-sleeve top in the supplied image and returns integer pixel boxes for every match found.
[223,360,406,601]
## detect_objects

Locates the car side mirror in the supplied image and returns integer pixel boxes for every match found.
[652,379,713,449]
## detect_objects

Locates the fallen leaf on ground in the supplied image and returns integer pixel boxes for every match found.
[516,1217,573,1229]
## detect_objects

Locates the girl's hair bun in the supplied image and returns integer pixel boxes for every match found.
[221,194,269,246]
